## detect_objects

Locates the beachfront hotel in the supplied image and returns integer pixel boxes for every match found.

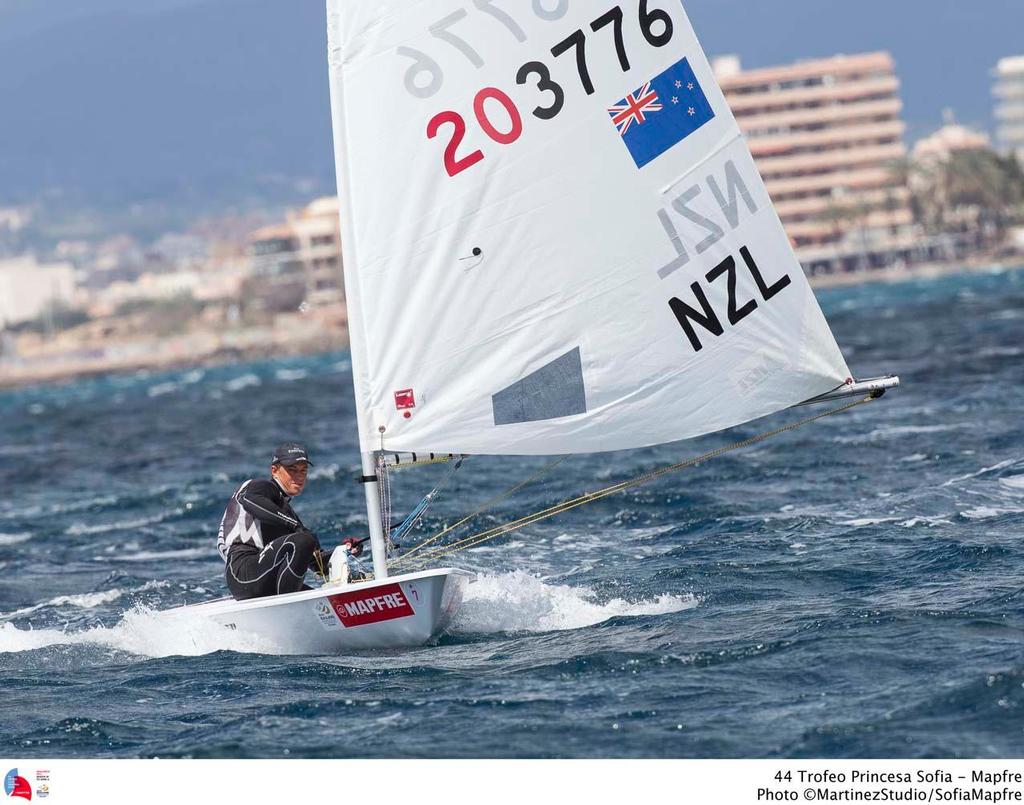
[993,56,1024,160]
[714,52,915,273]
[249,196,346,310]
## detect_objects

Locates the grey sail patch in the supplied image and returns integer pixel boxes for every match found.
[493,348,588,426]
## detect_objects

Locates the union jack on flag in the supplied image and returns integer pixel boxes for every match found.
[607,82,663,135]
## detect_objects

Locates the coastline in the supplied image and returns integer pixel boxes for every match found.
[2,259,1020,393]
[808,256,1023,290]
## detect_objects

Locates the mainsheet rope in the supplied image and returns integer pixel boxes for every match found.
[391,393,879,571]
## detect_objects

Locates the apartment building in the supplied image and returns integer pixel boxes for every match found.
[249,197,345,308]
[716,52,913,270]
[0,256,77,328]
[994,56,1024,160]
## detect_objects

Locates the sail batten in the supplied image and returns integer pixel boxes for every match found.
[328,0,851,456]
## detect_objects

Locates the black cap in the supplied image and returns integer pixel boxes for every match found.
[272,442,314,467]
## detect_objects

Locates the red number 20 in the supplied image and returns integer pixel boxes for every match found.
[427,87,523,178]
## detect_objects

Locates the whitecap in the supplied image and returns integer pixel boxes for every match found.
[147,382,180,398]
[275,368,309,382]
[0,605,281,657]
[0,581,169,621]
[944,458,1020,487]
[225,374,260,392]
[101,547,210,563]
[0,532,32,546]
[899,516,952,528]
[961,506,1021,521]
[839,517,901,527]
[833,423,966,446]
[451,570,697,634]
[999,476,1024,491]
[66,513,169,536]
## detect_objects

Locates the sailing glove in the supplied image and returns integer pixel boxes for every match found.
[342,537,364,558]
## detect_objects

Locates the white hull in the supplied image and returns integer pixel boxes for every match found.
[163,568,473,653]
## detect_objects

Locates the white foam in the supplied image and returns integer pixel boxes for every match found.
[147,381,180,398]
[0,605,281,657]
[839,517,901,527]
[225,374,261,392]
[1000,476,1024,491]
[0,532,31,546]
[899,515,952,528]
[961,505,1021,521]
[834,424,964,445]
[103,547,210,563]
[0,581,168,621]
[452,571,697,634]
[944,458,1020,487]
[66,513,169,536]
[275,368,309,381]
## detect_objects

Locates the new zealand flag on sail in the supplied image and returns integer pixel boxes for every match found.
[608,57,715,168]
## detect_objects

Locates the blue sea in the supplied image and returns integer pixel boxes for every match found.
[1,267,1022,759]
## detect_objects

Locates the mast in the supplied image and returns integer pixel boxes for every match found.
[360,452,389,579]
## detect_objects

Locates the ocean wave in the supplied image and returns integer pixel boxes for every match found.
[148,381,180,398]
[960,505,1024,521]
[101,547,211,563]
[944,458,1021,487]
[0,532,32,546]
[833,423,967,446]
[66,512,171,536]
[275,369,309,382]
[451,571,697,634]
[0,605,281,657]
[0,580,169,621]
[225,374,261,392]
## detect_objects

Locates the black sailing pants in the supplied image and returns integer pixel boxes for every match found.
[225,531,318,601]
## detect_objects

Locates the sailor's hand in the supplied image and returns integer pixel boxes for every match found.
[342,537,364,558]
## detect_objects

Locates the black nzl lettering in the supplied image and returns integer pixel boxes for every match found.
[705,255,758,326]
[741,245,791,300]
[667,246,792,353]
[668,283,723,353]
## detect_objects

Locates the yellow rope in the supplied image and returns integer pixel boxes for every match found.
[396,394,876,570]
[393,455,569,565]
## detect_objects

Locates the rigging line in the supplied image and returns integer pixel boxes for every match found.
[390,457,464,544]
[392,454,570,566]
[399,394,877,569]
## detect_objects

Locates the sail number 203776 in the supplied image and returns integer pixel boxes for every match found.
[408,1,676,178]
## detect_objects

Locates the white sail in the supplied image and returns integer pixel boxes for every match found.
[327,0,851,456]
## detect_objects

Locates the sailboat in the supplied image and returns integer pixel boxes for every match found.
[164,0,898,653]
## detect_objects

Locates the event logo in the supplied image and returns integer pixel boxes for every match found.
[3,769,31,801]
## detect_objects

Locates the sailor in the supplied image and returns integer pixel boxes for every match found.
[217,442,344,600]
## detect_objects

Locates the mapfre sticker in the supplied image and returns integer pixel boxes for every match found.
[327,583,415,627]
